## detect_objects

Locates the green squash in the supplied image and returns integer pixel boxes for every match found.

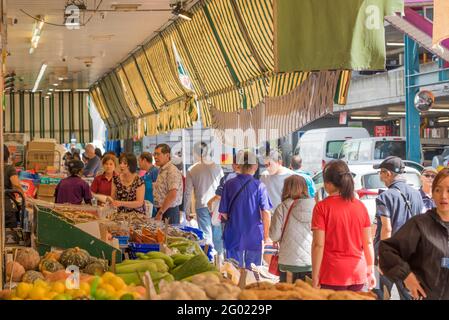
[39,259,64,273]
[22,270,45,284]
[60,247,91,269]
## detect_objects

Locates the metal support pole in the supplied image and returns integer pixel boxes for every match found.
[404,35,422,163]
[439,58,449,82]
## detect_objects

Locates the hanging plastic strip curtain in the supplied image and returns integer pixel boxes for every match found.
[210,71,341,148]
[5,91,93,144]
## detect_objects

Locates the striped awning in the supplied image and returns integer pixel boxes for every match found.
[91,0,352,140]
[4,91,93,144]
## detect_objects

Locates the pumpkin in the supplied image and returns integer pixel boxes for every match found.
[43,251,62,262]
[5,261,26,282]
[16,248,40,271]
[22,271,45,284]
[43,270,68,282]
[60,247,91,269]
[83,262,108,276]
[39,259,64,273]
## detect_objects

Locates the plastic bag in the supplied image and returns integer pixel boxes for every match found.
[210,200,221,226]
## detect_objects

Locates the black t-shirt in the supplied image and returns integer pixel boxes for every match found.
[4,165,18,227]
[4,165,16,190]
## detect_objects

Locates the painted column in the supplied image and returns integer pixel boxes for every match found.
[404,35,422,163]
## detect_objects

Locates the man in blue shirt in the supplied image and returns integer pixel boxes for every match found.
[139,152,159,217]
[373,156,423,300]
[219,151,272,269]
[290,155,316,198]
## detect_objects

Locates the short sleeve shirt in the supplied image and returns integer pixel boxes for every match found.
[55,176,93,205]
[113,175,145,213]
[219,174,273,251]
[153,161,183,208]
[91,173,116,196]
[83,156,101,177]
[312,195,371,286]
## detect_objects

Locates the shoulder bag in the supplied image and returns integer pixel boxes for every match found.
[268,199,299,276]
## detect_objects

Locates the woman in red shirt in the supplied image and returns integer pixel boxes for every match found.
[91,154,117,199]
[312,160,375,292]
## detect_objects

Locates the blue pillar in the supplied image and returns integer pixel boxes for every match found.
[404,35,421,163]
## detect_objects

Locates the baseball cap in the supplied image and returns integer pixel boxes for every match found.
[422,166,438,175]
[373,156,405,174]
[68,159,85,171]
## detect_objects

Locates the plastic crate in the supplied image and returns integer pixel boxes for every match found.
[127,242,213,261]
[114,236,129,246]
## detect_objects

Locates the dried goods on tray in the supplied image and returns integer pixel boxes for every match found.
[52,209,98,224]
[239,280,376,300]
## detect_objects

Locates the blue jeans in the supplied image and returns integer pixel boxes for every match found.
[196,207,224,255]
[156,207,180,225]
[196,207,213,245]
[373,269,412,300]
[226,249,262,269]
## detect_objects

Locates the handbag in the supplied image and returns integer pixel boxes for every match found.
[268,199,298,276]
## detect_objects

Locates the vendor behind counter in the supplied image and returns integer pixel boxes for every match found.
[55,159,92,205]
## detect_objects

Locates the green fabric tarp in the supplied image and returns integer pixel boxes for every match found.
[275,0,404,72]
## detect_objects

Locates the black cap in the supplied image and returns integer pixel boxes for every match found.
[373,156,405,174]
[68,159,85,171]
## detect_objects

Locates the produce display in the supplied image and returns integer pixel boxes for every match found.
[239,281,376,300]
[154,272,241,300]
[113,250,214,291]
[3,272,145,300]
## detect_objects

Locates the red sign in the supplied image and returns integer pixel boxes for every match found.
[374,126,392,137]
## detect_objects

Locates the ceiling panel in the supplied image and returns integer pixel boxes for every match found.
[5,0,174,91]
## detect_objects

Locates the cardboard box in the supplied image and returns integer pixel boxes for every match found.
[28,141,56,151]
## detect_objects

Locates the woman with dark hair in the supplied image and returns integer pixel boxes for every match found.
[95,148,103,159]
[270,175,316,282]
[91,154,118,198]
[4,145,25,227]
[311,160,375,292]
[55,160,92,205]
[379,168,449,300]
[109,153,145,214]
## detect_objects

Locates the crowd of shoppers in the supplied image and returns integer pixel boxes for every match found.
[21,140,449,299]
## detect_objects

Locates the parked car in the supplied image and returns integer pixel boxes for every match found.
[338,137,407,163]
[294,127,370,175]
[312,161,422,223]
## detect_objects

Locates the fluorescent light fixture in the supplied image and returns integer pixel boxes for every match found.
[32,63,48,93]
[387,42,405,47]
[30,16,44,54]
[49,88,54,91]
[58,77,65,81]
[75,89,89,92]
[351,116,382,120]
[388,112,406,116]
[53,83,59,86]
[172,4,193,21]
[429,109,449,113]
[437,119,449,123]
[111,4,141,11]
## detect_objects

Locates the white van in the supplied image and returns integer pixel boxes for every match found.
[295,127,370,175]
[339,137,406,163]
